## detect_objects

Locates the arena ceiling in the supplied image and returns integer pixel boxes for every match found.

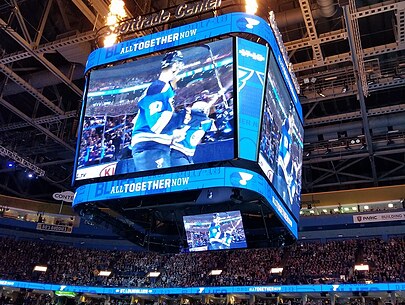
[0,0,404,203]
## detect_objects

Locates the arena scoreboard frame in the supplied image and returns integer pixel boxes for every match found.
[72,12,303,247]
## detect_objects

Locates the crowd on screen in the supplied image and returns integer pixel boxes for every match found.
[0,236,405,288]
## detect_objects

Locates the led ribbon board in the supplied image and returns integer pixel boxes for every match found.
[73,166,297,237]
[1,279,405,295]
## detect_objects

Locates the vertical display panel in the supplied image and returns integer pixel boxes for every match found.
[258,51,304,219]
[76,38,235,181]
[236,37,268,161]
[183,210,247,252]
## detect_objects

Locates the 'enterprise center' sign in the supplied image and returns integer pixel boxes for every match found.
[103,0,221,37]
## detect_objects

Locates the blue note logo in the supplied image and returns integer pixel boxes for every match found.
[230,171,253,186]
[236,17,260,30]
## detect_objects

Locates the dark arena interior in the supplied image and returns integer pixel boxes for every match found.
[0,0,405,305]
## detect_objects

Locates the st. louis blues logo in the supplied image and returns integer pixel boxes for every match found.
[236,17,260,30]
[230,171,254,186]
[237,67,254,91]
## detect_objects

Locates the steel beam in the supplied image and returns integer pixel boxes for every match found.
[0,96,75,152]
[298,0,324,63]
[0,62,65,115]
[285,29,347,52]
[71,0,104,29]
[34,0,53,47]
[10,0,33,44]
[0,30,96,65]
[0,17,83,97]
[0,110,77,132]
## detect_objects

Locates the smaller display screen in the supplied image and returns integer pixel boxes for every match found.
[183,210,247,252]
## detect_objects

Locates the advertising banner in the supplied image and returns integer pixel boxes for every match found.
[353,211,405,223]
[36,223,73,234]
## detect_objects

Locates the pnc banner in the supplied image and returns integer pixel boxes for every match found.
[353,211,405,223]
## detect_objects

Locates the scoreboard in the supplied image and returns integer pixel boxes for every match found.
[72,12,303,246]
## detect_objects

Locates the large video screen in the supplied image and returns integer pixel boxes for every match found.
[258,51,304,218]
[183,211,247,252]
[75,38,234,181]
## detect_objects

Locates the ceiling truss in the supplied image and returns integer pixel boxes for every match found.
[0,0,403,200]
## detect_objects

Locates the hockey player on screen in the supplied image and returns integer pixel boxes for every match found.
[208,214,223,250]
[131,51,185,171]
[170,97,217,166]
[277,104,295,206]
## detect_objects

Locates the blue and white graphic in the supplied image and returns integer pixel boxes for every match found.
[236,38,268,161]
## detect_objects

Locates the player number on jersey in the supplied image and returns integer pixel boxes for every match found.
[149,101,163,115]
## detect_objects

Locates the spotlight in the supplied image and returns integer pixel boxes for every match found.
[27,173,34,178]
[305,151,311,157]
[7,161,14,168]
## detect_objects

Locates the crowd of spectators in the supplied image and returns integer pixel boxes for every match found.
[0,236,405,288]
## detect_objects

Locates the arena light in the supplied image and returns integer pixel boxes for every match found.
[33,265,47,272]
[147,271,161,277]
[245,0,258,15]
[99,270,112,276]
[354,264,369,271]
[103,0,127,47]
[0,145,45,177]
[209,269,223,275]
[270,267,283,274]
